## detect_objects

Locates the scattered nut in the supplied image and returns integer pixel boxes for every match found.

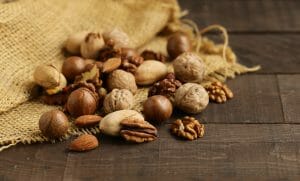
[173,52,206,83]
[103,89,134,114]
[103,28,130,48]
[74,115,102,128]
[167,32,191,59]
[171,116,204,140]
[80,32,105,59]
[62,56,86,81]
[74,64,102,88]
[39,110,69,138]
[121,55,144,74]
[141,50,168,62]
[68,134,99,152]
[33,64,61,89]
[143,95,173,124]
[107,69,137,94]
[205,82,233,103]
[66,87,99,117]
[99,110,144,136]
[135,60,168,85]
[175,83,209,114]
[65,31,89,55]
[102,57,122,73]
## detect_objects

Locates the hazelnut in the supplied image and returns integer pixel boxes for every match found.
[80,32,105,59]
[143,95,173,124]
[99,110,144,136]
[167,32,191,59]
[65,31,89,55]
[103,28,130,48]
[62,56,86,81]
[66,87,99,117]
[39,110,69,138]
[107,69,137,94]
[175,83,209,114]
[103,89,134,114]
[173,52,206,83]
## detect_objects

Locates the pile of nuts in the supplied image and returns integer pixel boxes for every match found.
[34,28,234,152]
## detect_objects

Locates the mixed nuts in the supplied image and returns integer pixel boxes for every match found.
[34,28,234,152]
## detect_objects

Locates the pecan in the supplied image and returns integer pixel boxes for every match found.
[141,50,168,62]
[120,118,158,143]
[205,82,233,103]
[171,116,204,140]
[148,73,182,99]
[121,56,144,74]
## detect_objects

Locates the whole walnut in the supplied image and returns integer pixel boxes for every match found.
[103,89,134,114]
[107,69,137,94]
[175,83,209,114]
[173,52,206,83]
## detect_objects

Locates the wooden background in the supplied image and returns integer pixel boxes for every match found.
[1,0,300,180]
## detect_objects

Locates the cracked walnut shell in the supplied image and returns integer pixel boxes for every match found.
[171,116,204,140]
[205,82,233,103]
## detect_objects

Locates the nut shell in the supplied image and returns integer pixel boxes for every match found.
[103,28,130,48]
[65,31,89,55]
[33,64,61,89]
[62,56,86,81]
[66,87,98,117]
[80,32,105,59]
[173,52,206,83]
[107,69,137,94]
[167,32,191,59]
[175,83,209,114]
[39,110,69,138]
[103,89,134,114]
[143,95,173,124]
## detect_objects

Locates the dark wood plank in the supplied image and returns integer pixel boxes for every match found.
[278,75,300,123]
[179,0,300,32]
[230,34,300,74]
[173,74,285,124]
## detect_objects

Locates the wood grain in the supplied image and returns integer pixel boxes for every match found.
[278,75,300,123]
[178,0,300,32]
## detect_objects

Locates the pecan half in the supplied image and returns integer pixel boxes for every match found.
[121,56,144,74]
[120,118,158,143]
[171,116,204,140]
[205,82,233,103]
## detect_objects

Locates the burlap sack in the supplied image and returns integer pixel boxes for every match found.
[0,0,259,151]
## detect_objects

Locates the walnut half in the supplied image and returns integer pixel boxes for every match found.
[205,82,233,103]
[120,118,158,143]
[171,116,204,140]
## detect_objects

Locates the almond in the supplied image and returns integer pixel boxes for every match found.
[68,134,99,152]
[74,115,102,127]
[102,57,121,73]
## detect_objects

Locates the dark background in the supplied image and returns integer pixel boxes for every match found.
[0,0,299,180]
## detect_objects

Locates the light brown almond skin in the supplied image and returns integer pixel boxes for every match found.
[68,134,99,152]
[102,57,121,73]
[74,115,102,128]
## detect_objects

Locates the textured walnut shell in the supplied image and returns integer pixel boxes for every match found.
[39,110,69,138]
[107,69,137,94]
[135,60,168,86]
[66,87,98,117]
[62,56,86,81]
[103,28,130,48]
[103,89,134,114]
[99,110,144,136]
[175,83,209,114]
[173,52,206,83]
[33,64,61,89]
[65,31,89,55]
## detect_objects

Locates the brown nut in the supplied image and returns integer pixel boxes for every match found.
[33,64,61,89]
[68,134,99,152]
[62,56,86,81]
[66,87,98,117]
[74,115,102,128]
[167,32,191,59]
[103,28,130,48]
[80,32,105,59]
[102,57,122,73]
[107,69,137,94]
[143,95,173,124]
[39,110,69,138]
[103,89,134,114]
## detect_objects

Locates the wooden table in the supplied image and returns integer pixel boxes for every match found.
[1,0,300,180]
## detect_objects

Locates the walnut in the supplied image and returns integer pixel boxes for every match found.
[141,50,168,62]
[175,83,209,114]
[148,73,182,101]
[103,89,134,114]
[121,56,144,74]
[107,69,137,94]
[173,52,206,83]
[205,82,233,103]
[120,118,158,143]
[171,116,204,140]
